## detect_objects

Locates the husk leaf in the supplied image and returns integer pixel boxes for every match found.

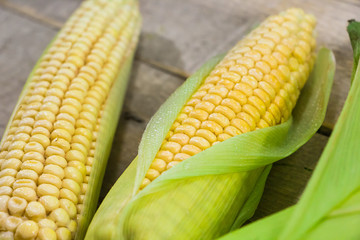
[279,21,360,240]
[86,47,335,240]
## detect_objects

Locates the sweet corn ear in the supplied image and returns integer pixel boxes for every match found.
[140,8,316,189]
[0,0,141,239]
[87,9,336,240]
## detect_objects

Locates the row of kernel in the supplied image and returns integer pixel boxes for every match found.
[0,1,93,202]
[78,8,143,196]
[70,12,138,230]
[76,108,101,220]
[61,4,138,237]
[78,15,141,197]
[5,2,106,240]
[0,2,104,239]
[36,6,119,240]
[7,6,103,240]
[0,0,97,175]
[142,69,240,186]
[71,10,138,207]
[241,12,314,122]
[61,1,134,218]
[0,24,77,155]
[220,17,313,125]
[34,4,122,239]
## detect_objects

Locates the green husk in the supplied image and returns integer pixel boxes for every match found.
[348,20,360,82]
[219,22,360,240]
[86,47,335,240]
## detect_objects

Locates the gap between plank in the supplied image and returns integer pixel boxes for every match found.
[136,56,189,79]
[0,0,334,137]
[0,0,63,29]
[317,125,332,137]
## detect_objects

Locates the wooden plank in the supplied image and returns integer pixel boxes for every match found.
[121,62,185,122]
[2,0,257,74]
[1,0,353,129]
[5,0,80,26]
[138,0,256,76]
[3,0,256,76]
[0,8,56,136]
[251,133,328,221]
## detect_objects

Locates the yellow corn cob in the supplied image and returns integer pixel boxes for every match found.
[140,8,316,189]
[0,0,140,239]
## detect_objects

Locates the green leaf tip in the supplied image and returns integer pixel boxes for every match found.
[347,19,360,82]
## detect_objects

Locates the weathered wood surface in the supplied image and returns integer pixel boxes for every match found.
[0,0,354,228]
[2,0,356,128]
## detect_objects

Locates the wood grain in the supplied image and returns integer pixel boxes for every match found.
[4,0,81,26]
[0,0,344,226]
[1,0,354,129]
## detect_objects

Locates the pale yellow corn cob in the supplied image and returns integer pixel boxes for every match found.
[0,0,140,239]
[140,8,316,189]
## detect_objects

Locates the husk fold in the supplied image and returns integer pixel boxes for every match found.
[86,47,335,240]
[219,22,360,240]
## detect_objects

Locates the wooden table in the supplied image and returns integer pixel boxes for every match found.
[0,0,357,223]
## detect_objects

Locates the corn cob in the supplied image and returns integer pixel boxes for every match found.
[0,0,140,239]
[86,8,321,240]
[140,8,316,190]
